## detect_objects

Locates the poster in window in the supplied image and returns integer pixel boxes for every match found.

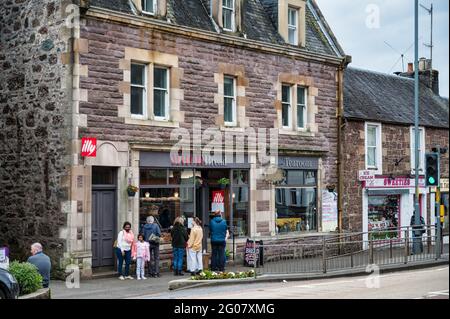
[322,190,338,232]
[211,190,225,213]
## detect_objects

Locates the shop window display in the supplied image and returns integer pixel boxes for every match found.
[368,195,400,239]
[275,170,318,233]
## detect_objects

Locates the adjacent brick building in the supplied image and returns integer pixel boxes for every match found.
[342,65,449,242]
[1,0,349,277]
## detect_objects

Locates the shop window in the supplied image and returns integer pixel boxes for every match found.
[233,170,248,185]
[140,169,167,185]
[368,195,400,239]
[442,193,449,234]
[275,169,318,234]
[232,186,249,237]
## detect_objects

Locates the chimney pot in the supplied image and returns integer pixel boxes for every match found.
[407,63,414,73]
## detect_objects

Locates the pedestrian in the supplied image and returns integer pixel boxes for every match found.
[187,217,203,276]
[115,221,135,280]
[27,243,51,288]
[141,216,162,277]
[132,234,150,280]
[209,210,228,272]
[410,212,426,253]
[171,217,188,276]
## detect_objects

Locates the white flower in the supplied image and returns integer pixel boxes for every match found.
[200,272,206,277]
[212,272,217,276]
[229,272,235,277]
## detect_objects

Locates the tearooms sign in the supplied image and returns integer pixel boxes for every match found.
[81,137,97,157]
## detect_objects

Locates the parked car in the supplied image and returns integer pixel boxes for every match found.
[0,268,20,299]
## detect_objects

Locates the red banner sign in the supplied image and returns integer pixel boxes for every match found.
[81,138,97,157]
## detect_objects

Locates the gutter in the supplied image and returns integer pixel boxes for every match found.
[83,6,344,66]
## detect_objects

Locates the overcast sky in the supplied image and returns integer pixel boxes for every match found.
[316,0,449,97]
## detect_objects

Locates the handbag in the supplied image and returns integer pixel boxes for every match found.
[148,233,161,244]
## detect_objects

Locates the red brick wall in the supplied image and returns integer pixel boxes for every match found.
[342,120,449,232]
[78,18,340,186]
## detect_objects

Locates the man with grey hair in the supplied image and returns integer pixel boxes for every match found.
[141,216,162,277]
[27,243,51,288]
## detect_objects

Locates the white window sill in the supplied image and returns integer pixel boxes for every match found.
[124,117,179,128]
[220,126,244,132]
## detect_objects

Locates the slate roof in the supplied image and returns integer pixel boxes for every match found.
[344,67,449,129]
[88,0,344,57]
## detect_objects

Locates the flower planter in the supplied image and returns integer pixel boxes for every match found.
[127,190,136,197]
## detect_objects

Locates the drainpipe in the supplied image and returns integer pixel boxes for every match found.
[337,55,351,235]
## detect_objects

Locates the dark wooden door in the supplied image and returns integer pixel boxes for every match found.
[92,190,116,268]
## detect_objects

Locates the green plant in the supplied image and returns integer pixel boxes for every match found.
[127,184,139,193]
[8,261,43,295]
[217,178,230,186]
[191,269,255,281]
[225,249,231,258]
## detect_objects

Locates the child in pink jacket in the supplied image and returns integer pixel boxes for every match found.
[132,234,150,280]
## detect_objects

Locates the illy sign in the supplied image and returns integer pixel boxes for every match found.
[81,138,97,157]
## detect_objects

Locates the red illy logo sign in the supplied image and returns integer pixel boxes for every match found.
[81,138,97,157]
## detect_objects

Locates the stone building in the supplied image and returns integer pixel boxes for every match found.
[342,64,449,243]
[1,0,348,277]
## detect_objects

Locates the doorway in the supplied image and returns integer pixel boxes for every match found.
[91,167,117,268]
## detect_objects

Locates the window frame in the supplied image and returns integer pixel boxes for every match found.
[410,126,426,175]
[296,86,307,130]
[223,75,237,127]
[288,7,299,46]
[365,122,383,173]
[142,0,157,15]
[281,84,292,129]
[153,66,170,121]
[222,0,235,32]
[130,62,148,120]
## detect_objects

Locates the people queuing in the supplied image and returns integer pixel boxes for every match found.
[141,216,162,277]
[131,234,150,280]
[187,217,203,276]
[115,221,134,280]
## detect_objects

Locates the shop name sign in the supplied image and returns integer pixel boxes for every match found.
[278,157,318,170]
[358,170,375,181]
[81,137,97,157]
[170,153,230,167]
[365,177,425,188]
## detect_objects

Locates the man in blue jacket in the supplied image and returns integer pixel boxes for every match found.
[141,216,162,277]
[27,243,51,288]
[209,210,228,272]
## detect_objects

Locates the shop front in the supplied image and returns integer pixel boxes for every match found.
[363,176,427,241]
[138,151,250,250]
[274,156,320,234]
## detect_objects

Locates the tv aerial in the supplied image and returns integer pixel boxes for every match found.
[384,40,416,74]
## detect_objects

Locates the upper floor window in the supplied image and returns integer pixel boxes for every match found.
[224,76,236,126]
[282,85,292,129]
[365,123,382,172]
[153,67,169,121]
[131,63,147,118]
[131,62,170,121]
[288,7,298,45]
[410,127,425,174]
[142,0,156,14]
[223,0,235,31]
[297,87,307,129]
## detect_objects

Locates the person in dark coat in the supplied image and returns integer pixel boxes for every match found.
[27,243,51,288]
[209,210,228,272]
[171,217,188,276]
[141,216,162,277]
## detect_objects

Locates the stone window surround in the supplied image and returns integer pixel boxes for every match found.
[119,47,184,128]
[274,73,318,136]
[365,122,383,174]
[132,0,167,17]
[214,63,249,130]
[410,126,426,175]
[278,0,306,47]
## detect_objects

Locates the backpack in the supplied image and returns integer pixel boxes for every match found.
[148,233,161,244]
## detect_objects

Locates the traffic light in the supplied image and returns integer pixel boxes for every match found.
[425,152,439,187]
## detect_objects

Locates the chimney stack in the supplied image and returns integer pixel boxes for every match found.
[397,59,440,96]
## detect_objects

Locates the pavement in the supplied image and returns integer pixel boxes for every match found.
[139,265,449,299]
[51,255,449,299]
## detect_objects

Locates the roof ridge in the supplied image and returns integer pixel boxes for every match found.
[347,66,415,82]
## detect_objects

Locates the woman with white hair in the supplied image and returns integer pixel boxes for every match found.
[141,216,162,277]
